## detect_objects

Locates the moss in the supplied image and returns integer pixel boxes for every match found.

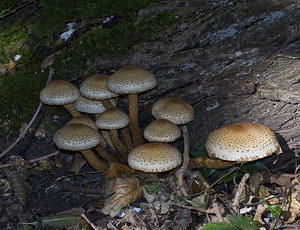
[0,0,180,136]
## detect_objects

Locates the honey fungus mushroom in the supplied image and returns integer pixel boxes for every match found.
[40,80,80,117]
[205,122,282,162]
[144,119,181,142]
[54,123,107,172]
[107,65,156,147]
[128,142,182,173]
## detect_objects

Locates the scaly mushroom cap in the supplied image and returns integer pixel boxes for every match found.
[144,119,181,142]
[205,122,281,162]
[106,65,156,94]
[128,142,182,172]
[54,123,101,151]
[40,80,79,105]
[152,97,194,125]
[96,108,129,130]
[74,95,112,114]
[80,74,119,100]
[67,116,98,130]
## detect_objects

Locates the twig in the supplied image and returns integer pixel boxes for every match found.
[175,126,190,197]
[81,214,100,230]
[0,0,36,19]
[232,173,249,213]
[0,68,54,160]
[0,151,59,169]
[172,202,215,214]
[212,198,224,222]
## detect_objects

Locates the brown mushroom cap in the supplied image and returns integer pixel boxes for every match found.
[205,122,281,162]
[106,65,156,94]
[96,108,129,130]
[40,80,79,105]
[144,119,181,142]
[74,95,107,114]
[80,74,119,100]
[54,123,101,151]
[67,116,98,130]
[152,97,194,125]
[128,142,182,172]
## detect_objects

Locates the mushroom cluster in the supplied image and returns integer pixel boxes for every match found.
[40,65,282,197]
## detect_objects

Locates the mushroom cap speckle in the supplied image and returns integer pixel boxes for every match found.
[144,119,181,142]
[107,65,156,94]
[67,116,98,130]
[40,80,79,105]
[80,74,119,100]
[128,142,182,172]
[152,97,194,125]
[74,95,113,114]
[54,123,101,151]
[205,122,281,162]
[96,108,129,130]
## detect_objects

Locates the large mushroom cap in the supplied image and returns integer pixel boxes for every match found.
[54,123,101,151]
[128,142,182,172]
[152,97,194,125]
[144,119,181,142]
[40,80,79,105]
[107,65,156,94]
[96,108,129,130]
[80,74,119,100]
[205,122,281,162]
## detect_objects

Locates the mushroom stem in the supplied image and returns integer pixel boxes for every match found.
[188,157,236,169]
[175,125,190,197]
[101,100,133,150]
[128,94,142,147]
[120,127,133,150]
[95,145,118,162]
[110,129,128,161]
[63,103,81,117]
[101,130,116,152]
[102,99,115,110]
[80,149,108,172]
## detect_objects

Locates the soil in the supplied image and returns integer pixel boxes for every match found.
[0,0,299,229]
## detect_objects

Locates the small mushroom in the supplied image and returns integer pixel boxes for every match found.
[67,116,118,162]
[96,108,129,160]
[40,80,81,117]
[80,74,118,110]
[80,74,132,149]
[152,97,194,197]
[205,122,282,162]
[74,95,117,151]
[144,119,181,142]
[107,65,156,147]
[128,142,182,173]
[53,123,107,172]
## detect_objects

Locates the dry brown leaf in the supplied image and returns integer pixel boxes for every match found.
[102,177,143,217]
[3,58,16,74]
[253,203,268,224]
[104,162,134,179]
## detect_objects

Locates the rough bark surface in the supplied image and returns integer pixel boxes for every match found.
[88,0,299,160]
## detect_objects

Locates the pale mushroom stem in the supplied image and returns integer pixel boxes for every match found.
[120,127,133,150]
[175,125,190,197]
[188,157,236,169]
[80,149,108,172]
[95,145,118,162]
[110,129,128,161]
[63,104,81,117]
[95,114,116,152]
[128,94,142,147]
[101,100,133,150]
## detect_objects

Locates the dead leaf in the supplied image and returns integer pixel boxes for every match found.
[68,153,87,174]
[102,177,143,217]
[5,169,31,206]
[2,58,16,74]
[104,162,134,179]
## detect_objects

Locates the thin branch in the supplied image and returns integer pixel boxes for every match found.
[232,173,250,213]
[172,202,215,214]
[0,151,59,169]
[0,68,54,159]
